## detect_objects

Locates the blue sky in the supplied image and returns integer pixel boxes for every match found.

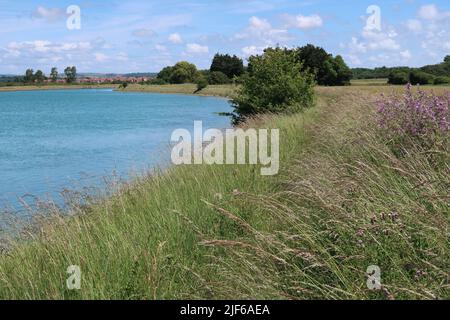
[0,0,449,73]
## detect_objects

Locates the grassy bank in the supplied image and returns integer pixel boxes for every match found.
[0,84,118,92]
[119,83,237,98]
[0,86,448,299]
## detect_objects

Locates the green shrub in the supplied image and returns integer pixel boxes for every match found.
[231,48,315,124]
[388,71,409,85]
[409,70,434,85]
[147,78,167,85]
[208,71,231,85]
[434,76,450,85]
[196,76,208,92]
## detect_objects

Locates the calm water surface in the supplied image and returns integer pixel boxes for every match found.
[0,89,232,213]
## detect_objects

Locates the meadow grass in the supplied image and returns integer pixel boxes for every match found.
[0,86,448,299]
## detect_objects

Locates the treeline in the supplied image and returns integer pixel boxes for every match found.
[352,55,450,85]
[153,44,352,88]
[21,66,77,84]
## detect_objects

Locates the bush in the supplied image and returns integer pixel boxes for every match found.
[231,48,315,124]
[388,71,409,85]
[434,76,450,85]
[409,70,434,85]
[208,71,231,85]
[196,76,208,92]
[377,84,449,152]
[147,78,167,85]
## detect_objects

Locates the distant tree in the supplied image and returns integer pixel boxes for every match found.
[50,67,58,82]
[444,55,450,63]
[409,70,434,85]
[388,71,409,85]
[157,61,198,84]
[24,69,34,83]
[208,71,231,84]
[210,54,244,79]
[34,70,45,83]
[434,76,450,85]
[333,55,352,85]
[295,44,352,86]
[232,47,315,124]
[64,66,77,83]
[156,66,174,83]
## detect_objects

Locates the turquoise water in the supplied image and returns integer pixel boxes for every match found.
[0,89,232,213]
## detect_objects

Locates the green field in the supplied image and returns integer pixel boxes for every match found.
[0,85,448,300]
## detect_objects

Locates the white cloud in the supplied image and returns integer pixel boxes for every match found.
[241,45,266,57]
[282,14,323,29]
[168,33,183,44]
[132,28,156,38]
[32,6,66,23]
[400,50,412,60]
[349,37,367,53]
[155,44,167,51]
[419,4,439,20]
[186,43,209,54]
[234,16,291,45]
[94,52,108,62]
[345,54,362,66]
[405,19,423,32]
[418,4,450,20]
[361,29,400,51]
[117,52,129,62]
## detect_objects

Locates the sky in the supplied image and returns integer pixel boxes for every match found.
[0,0,449,74]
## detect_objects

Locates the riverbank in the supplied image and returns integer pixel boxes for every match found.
[0,84,118,92]
[118,83,237,98]
[0,86,447,299]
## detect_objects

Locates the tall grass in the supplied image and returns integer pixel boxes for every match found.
[0,87,448,299]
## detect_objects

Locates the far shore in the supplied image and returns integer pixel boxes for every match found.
[0,84,118,92]
[118,83,237,98]
[0,83,237,98]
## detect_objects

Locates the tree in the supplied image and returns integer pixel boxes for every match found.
[444,55,450,63]
[24,69,34,83]
[157,66,174,83]
[208,71,231,84]
[50,67,58,82]
[157,61,198,84]
[64,66,77,83]
[34,70,45,83]
[333,55,352,85]
[409,70,434,85]
[388,71,409,85]
[295,44,352,86]
[210,54,244,79]
[196,75,208,92]
[434,76,450,85]
[231,48,315,124]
